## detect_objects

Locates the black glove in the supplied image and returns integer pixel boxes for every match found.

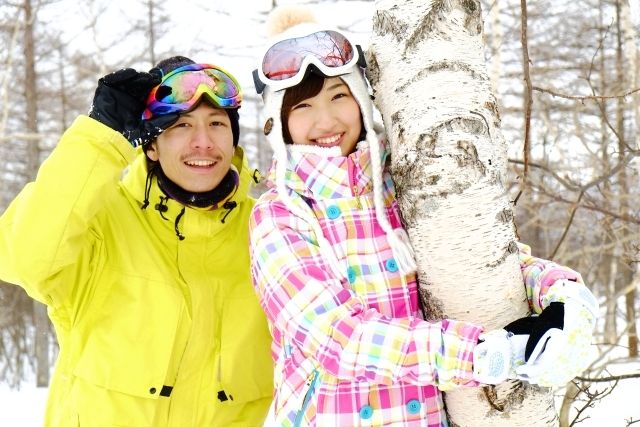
[89,68,178,147]
[504,302,564,361]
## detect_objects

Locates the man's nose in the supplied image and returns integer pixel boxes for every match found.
[190,126,214,149]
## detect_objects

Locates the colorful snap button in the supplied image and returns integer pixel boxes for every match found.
[385,258,398,272]
[347,267,357,284]
[359,405,373,419]
[326,205,341,219]
[407,399,421,414]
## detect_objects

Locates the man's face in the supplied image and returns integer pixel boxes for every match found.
[146,103,235,193]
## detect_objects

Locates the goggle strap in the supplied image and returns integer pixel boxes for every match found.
[253,68,266,95]
[356,45,367,69]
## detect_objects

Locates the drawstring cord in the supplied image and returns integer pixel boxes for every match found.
[155,196,170,220]
[141,166,157,210]
[221,201,237,224]
[141,165,237,240]
[172,201,235,240]
[174,207,186,241]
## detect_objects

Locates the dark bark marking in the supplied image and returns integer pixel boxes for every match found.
[397,60,486,93]
[372,10,408,43]
[418,285,446,321]
[496,208,513,223]
[484,241,518,268]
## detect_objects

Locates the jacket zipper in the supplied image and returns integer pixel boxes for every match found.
[294,369,319,427]
[347,157,362,209]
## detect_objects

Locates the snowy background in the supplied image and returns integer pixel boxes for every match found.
[2,370,639,426]
[2,0,640,425]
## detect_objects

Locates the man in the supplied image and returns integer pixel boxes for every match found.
[0,56,273,426]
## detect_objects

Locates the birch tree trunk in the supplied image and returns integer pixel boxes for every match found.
[368,1,557,425]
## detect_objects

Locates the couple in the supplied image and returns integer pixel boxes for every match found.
[0,8,598,427]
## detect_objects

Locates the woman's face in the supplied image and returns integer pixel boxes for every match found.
[286,77,362,156]
[146,103,234,192]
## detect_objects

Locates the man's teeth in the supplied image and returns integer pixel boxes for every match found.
[316,134,341,145]
[186,160,214,166]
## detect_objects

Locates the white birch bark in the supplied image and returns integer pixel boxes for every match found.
[368,1,557,425]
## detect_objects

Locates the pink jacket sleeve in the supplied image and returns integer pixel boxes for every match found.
[518,242,584,313]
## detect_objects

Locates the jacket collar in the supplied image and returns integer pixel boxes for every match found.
[266,140,384,199]
[121,146,252,239]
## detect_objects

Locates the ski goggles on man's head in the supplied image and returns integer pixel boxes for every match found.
[252,30,366,95]
[142,64,242,120]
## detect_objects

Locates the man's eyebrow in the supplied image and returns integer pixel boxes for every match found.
[181,108,227,118]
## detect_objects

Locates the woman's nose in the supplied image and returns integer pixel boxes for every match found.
[314,108,338,130]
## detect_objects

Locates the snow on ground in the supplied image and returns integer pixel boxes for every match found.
[0,384,48,427]
[1,374,638,426]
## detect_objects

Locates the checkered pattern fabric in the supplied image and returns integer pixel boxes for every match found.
[250,141,481,426]
[250,140,582,426]
[519,243,584,313]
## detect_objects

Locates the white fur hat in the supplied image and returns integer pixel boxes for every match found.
[258,7,416,276]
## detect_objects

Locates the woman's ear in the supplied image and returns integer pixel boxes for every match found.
[145,141,159,162]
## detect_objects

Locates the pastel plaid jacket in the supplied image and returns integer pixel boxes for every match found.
[249,140,582,426]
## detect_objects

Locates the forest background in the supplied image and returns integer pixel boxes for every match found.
[1,0,639,425]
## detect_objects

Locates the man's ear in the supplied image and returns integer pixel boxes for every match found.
[145,141,159,162]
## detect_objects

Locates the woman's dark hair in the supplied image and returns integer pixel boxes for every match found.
[280,72,366,145]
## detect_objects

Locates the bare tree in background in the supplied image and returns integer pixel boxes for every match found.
[134,0,171,67]
[22,0,51,388]
[0,2,638,423]
[0,0,175,388]
[614,0,638,359]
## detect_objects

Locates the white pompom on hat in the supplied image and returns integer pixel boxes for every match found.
[259,6,416,276]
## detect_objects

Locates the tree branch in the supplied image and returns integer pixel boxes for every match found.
[576,373,640,382]
[532,85,640,101]
[519,0,532,196]
[550,190,583,258]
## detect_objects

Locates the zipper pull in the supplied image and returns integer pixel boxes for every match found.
[353,185,362,209]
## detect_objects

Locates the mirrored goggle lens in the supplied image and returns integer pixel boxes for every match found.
[262,30,355,81]
[144,66,241,118]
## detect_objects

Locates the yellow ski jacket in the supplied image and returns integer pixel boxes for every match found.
[0,116,273,426]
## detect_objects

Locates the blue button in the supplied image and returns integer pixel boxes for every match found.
[359,405,373,419]
[347,267,356,284]
[326,205,341,219]
[406,399,421,414]
[385,258,398,272]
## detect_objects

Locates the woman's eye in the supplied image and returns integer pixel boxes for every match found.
[332,92,348,101]
[291,103,310,110]
[211,121,226,127]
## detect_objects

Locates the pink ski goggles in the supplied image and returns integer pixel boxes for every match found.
[253,30,365,94]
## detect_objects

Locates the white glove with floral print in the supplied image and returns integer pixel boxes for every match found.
[514,280,598,387]
[473,280,598,386]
